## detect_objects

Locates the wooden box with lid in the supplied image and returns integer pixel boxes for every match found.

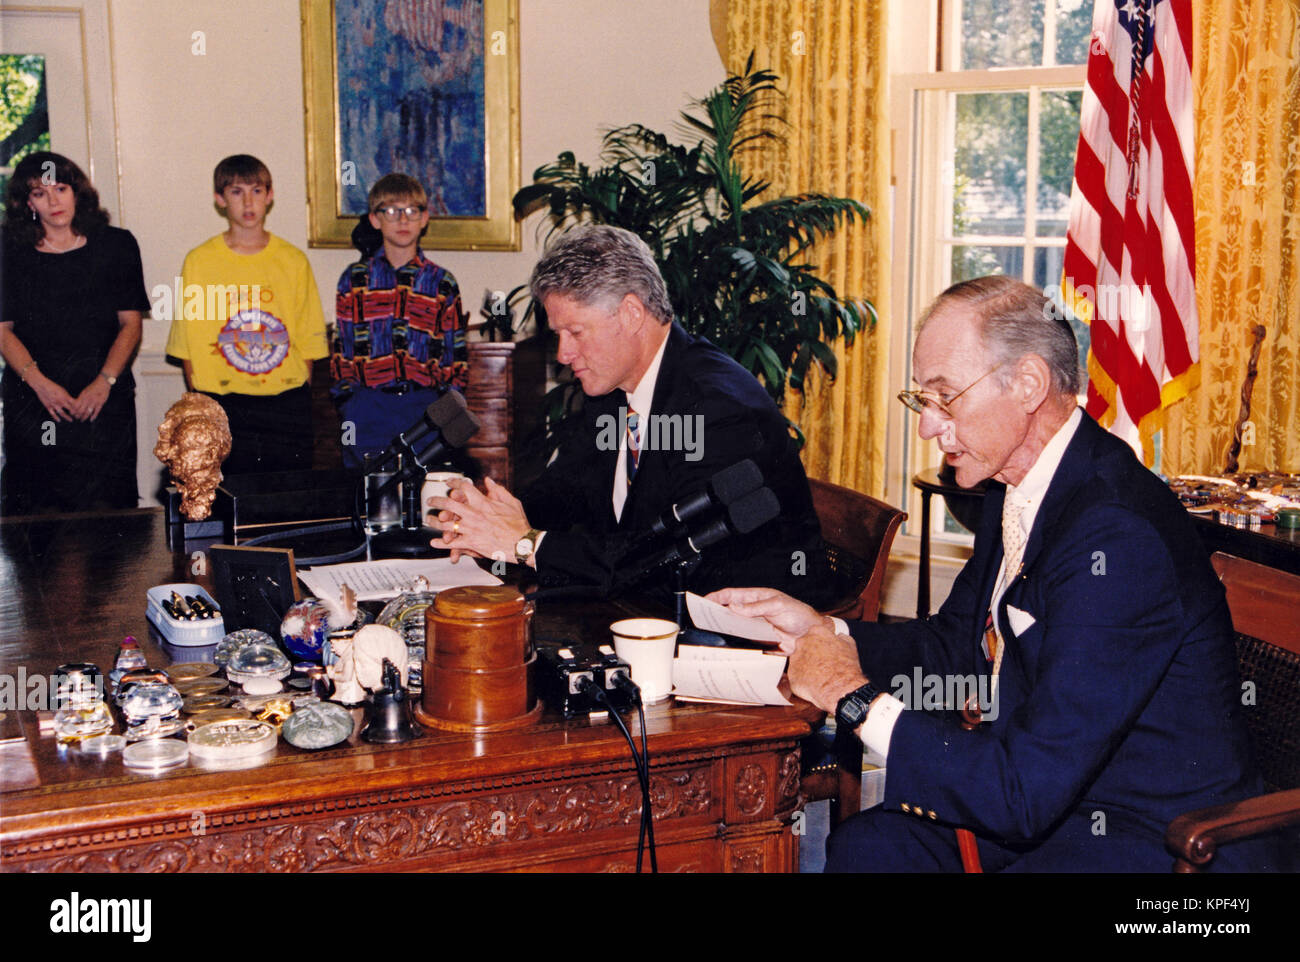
[415,584,540,731]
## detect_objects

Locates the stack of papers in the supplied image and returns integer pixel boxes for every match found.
[299,557,501,603]
[672,645,790,706]
[673,593,791,706]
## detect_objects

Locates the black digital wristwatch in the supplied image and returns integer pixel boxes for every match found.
[836,682,884,732]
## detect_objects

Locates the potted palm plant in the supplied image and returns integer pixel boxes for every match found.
[512,56,875,412]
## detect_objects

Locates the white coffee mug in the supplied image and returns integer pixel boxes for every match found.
[610,617,679,704]
[421,472,468,528]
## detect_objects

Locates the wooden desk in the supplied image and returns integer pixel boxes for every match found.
[1190,514,1300,577]
[0,510,814,872]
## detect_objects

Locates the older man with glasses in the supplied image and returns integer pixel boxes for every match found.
[710,274,1287,872]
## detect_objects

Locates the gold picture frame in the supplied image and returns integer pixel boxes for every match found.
[300,0,520,250]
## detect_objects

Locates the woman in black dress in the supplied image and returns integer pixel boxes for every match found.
[1,152,150,514]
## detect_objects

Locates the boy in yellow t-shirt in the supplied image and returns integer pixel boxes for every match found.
[165,154,327,474]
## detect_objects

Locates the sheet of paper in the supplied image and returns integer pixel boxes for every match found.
[299,557,501,603]
[671,645,790,705]
[685,592,784,645]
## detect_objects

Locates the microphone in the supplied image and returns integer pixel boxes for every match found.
[363,394,481,541]
[646,459,763,540]
[408,405,479,471]
[368,405,480,499]
[523,487,781,604]
[615,486,781,589]
[366,390,474,471]
[617,459,765,564]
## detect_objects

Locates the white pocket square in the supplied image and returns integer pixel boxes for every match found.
[1006,605,1036,636]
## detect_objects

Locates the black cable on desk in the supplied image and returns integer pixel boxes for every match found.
[240,519,367,565]
[613,673,657,872]
[577,677,657,873]
[637,698,656,871]
[238,477,371,565]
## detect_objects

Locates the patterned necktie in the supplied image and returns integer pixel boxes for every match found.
[963,495,1029,871]
[625,408,641,487]
[991,497,1028,679]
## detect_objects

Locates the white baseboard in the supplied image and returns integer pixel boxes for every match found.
[134,352,187,507]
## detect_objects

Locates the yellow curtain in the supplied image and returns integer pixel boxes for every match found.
[721,0,892,496]
[1164,0,1300,474]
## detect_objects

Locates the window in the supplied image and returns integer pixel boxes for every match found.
[888,0,1088,553]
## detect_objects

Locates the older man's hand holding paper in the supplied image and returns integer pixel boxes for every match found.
[700,587,834,649]
[702,587,869,713]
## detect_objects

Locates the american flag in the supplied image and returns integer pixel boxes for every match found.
[1062,0,1197,465]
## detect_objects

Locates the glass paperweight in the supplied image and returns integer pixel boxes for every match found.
[214,629,275,669]
[109,637,148,692]
[53,663,114,745]
[226,643,291,686]
[282,700,354,750]
[281,598,333,663]
[114,636,148,671]
[114,668,170,706]
[121,680,185,740]
[123,738,188,772]
[376,588,439,691]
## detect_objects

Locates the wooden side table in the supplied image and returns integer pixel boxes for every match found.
[465,335,550,489]
[910,468,989,617]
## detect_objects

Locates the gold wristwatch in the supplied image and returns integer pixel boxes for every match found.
[514,528,543,564]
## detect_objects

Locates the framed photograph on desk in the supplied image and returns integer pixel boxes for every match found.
[300,0,520,250]
[210,545,301,639]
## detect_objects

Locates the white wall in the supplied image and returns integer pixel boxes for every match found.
[111,0,725,349]
[101,0,724,499]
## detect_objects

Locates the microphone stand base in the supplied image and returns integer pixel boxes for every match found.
[369,529,444,558]
[677,627,730,648]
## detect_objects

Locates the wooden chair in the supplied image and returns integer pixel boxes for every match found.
[1164,552,1300,871]
[809,478,907,622]
[801,478,907,825]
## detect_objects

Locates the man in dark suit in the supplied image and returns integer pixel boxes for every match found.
[711,275,1284,871]
[429,225,827,606]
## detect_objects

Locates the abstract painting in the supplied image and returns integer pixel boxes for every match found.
[302,0,519,250]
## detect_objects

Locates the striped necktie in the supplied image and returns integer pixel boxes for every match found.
[625,408,641,487]
[961,496,1028,874]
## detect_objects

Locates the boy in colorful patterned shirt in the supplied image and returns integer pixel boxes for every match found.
[164,154,328,474]
[330,174,467,471]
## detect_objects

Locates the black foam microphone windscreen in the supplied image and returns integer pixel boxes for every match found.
[427,388,469,426]
[440,409,481,449]
[712,459,764,506]
[725,486,781,535]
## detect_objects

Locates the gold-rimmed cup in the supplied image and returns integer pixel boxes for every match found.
[609,617,679,704]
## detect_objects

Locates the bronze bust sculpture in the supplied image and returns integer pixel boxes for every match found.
[154,393,232,520]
